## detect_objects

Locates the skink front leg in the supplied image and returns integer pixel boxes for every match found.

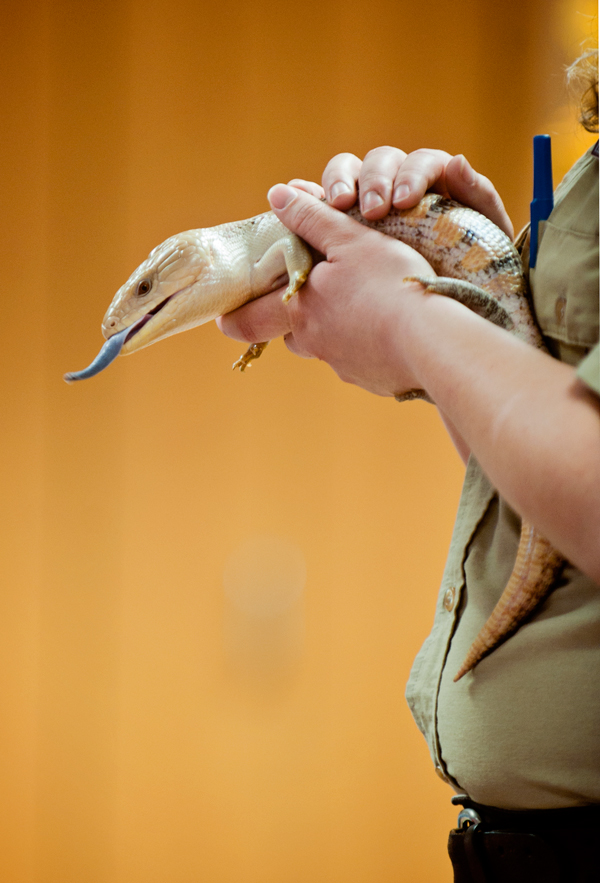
[233,233,312,371]
[232,341,269,372]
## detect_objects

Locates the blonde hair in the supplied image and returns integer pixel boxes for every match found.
[566,48,599,133]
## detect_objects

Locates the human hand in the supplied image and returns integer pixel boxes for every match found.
[216,184,437,398]
[289,146,514,240]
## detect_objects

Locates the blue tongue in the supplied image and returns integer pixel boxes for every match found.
[64,321,138,383]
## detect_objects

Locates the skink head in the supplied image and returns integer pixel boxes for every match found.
[102,231,213,354]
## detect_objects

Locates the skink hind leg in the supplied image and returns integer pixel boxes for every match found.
[454,522,565,681]
[404,276,514,331]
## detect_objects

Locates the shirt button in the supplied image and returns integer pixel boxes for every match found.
[443,586,456,612]
[555,295,567,324]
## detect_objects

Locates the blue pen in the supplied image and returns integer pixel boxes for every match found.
[529,134,554,268]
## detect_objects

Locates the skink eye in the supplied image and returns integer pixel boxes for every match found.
[137,279,152,297]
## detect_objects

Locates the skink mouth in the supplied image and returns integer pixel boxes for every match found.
[63,294,177,383]
[124,294,175,344]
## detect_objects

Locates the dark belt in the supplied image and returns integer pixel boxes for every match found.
[447,794,600,883]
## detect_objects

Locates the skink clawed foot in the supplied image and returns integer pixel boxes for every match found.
[232,341,269,372]
[282,268,309,303]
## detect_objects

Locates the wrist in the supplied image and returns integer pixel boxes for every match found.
[383,282,461,399]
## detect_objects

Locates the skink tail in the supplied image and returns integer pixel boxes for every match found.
[454,522,565,681]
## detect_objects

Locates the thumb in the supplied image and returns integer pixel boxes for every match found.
[444,156,514,239]
[267,183,365,254]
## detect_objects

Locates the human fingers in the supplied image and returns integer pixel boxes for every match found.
[391,149,514,238]
[389,147,456,207]
[216,288,293,344]
[444,154,514,239]
[286,178,325,200]
[216,286,315,359]
[321,147,411,219]
[356,146,408,219]
[322,147,450,215]
[321,152,363,210]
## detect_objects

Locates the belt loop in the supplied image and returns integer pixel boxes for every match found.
[462,823,489,883]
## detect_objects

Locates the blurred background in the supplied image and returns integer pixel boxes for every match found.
[0,1,596,881]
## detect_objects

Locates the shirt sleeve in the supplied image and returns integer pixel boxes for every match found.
[576,343,600,395]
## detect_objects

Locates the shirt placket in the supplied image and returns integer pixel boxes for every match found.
[405,456,496,781]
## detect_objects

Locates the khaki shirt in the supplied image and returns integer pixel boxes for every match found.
[405,144,599,810]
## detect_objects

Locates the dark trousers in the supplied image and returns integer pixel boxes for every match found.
[447,795,600,883]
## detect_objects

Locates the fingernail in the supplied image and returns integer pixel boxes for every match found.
[362,190,385,213]
[268,183,296,210]
[330,180,352,202]
[458,155,476,185]
[393,183,410,203]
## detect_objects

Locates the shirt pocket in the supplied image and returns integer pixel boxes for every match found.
[532,221,599,354]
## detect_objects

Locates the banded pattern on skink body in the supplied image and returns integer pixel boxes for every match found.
[64,195,565,678]
[348,195,544,352]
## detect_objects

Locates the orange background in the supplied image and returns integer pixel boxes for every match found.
[0,1,596,881]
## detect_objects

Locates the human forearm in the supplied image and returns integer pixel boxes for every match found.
[403,293,600,581]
